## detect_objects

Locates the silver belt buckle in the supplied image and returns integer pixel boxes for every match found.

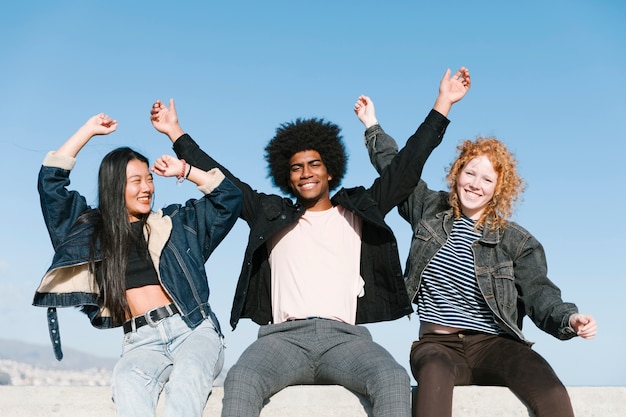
[144,304,173,327]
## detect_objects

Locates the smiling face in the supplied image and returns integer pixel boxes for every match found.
[456,155,498,220]
[125,159,154,222]
[288,149,333,211]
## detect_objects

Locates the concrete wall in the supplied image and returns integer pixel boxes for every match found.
[0,385,624,417]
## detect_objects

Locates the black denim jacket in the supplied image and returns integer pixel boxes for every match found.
[365,128,579,344]
[174,109,449,330]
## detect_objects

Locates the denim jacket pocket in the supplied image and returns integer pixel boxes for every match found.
[414,223,435,242]
[411,226,436,268]
[491,262,516,309]
[405,225,440,300]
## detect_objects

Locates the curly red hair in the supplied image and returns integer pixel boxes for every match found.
[446,137,525,229]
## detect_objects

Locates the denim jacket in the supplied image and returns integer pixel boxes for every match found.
[366,129,578,344]
[172,109,450,330]
[34,151,242,359]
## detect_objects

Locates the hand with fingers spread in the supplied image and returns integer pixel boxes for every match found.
[433,66,471,117]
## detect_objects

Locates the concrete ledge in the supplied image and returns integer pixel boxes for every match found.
[0,386,624,416]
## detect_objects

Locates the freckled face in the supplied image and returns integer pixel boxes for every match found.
[456,155,498,220]
[125,159,154,222]
[288,150,333,211]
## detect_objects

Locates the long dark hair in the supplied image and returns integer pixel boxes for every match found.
[79,147,151,325]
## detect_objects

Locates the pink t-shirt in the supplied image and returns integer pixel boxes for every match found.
[267,205,364,324]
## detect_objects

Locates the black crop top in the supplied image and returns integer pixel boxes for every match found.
[126,222,160,290]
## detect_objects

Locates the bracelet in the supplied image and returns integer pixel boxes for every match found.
[185,163,192,179]
[177,159,187,184]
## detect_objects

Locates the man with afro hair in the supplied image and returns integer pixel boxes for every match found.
[264,117,347,198]
[150,66,471,417]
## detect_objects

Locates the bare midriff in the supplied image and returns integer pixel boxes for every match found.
[125,284,173,318]
[419,321,465,337]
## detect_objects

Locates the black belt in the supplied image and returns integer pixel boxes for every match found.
[123,303,180,334]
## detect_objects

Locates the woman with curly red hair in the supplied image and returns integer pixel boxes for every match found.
[356,96,597,417]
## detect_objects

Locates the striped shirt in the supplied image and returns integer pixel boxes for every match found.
[417,215,501,334]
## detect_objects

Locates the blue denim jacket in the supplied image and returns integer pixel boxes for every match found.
[365,128,578,344]
[34,151,242,359]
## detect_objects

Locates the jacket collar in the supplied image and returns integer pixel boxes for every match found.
[438,209,502,245]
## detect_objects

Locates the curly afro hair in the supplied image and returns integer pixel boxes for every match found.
[264,118,348,197]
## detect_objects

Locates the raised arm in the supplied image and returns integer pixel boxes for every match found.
[151,153,242,260]
[433,66,471,117]
[150,99,184,143]
[39,113,117,249]
[354,95,379,129]
[358,67,471,173]
[354,95,397,174]
[361,67,471,215]
[56,113,118,157]
[150,98,236,178]
[150,98,260,223]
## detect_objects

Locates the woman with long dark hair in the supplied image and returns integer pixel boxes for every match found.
[34,112,242,416]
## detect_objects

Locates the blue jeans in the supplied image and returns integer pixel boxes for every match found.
[222,319,410,417]
[112,314,224,417]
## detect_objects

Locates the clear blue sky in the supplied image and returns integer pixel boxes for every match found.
[1,1,624,386]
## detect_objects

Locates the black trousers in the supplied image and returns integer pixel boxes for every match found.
[410,332,574,417]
